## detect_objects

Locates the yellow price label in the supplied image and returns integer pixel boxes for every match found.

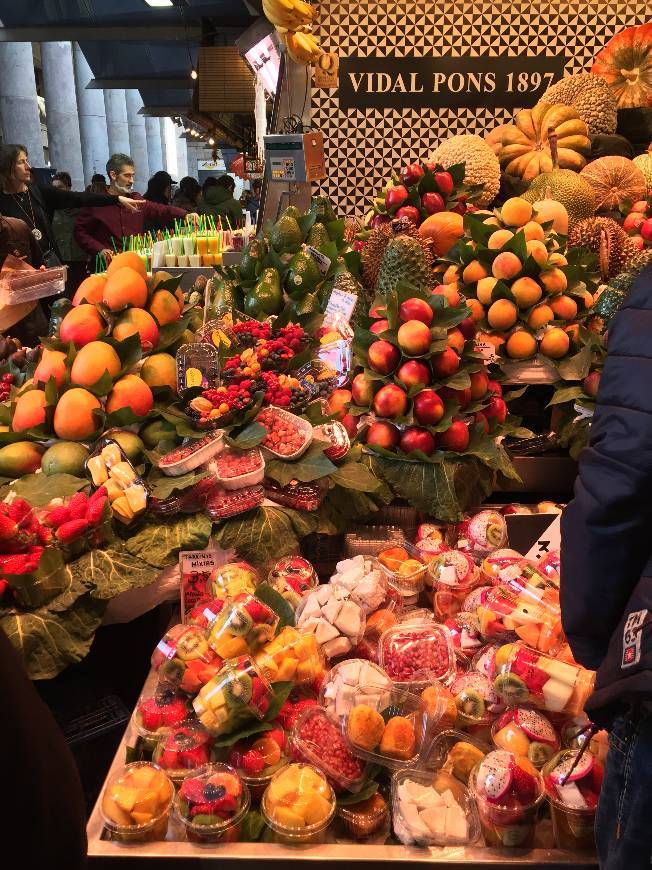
[185,367,203,388]
[212,329,231,348]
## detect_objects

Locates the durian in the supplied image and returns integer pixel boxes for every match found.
[375,235,435,298]
[361,218,432,291]
[568,217,638,280]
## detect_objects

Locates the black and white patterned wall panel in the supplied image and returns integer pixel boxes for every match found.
[310,1,650,215]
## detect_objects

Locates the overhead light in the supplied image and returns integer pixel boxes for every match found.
[144,0,173,6]
[208,137,215,146]
[190,67,198,80]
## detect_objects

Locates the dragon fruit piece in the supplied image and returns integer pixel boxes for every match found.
[516,708,558,747]
[473,645,498,679]
[451,671,498,705]
[433,549,477,588]
[550,751,595,785]
[462,511,507,553]
[476,750,514,801]
[462,584,491,611]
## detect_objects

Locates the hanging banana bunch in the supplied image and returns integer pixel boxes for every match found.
[262,0,322,65]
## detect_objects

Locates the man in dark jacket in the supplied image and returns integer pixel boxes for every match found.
[199,175,243,229]
[561,262,652,869]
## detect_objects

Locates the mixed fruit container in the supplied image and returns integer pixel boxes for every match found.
[97,510,605,857]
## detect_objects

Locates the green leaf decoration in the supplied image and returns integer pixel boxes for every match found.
[155,405,205,439]
[124,514,213,569]
[75,369,114,398]
[441,369,471,390]
[555,345,592,382]
[7,548,71,610]
[214,506,300,566]
[106,332,143,373]
[225,421,267,450]
[240,811,266,842]
[213,721,273,747]
[10,472,88,506]
[156,314,191,352]
[336,781,379,806]
[265,441,336,485]
[104,405,151,429]
[254,581,295,629]
[68,545,161,600]
[147,469,208,500]
[329,459,381,492]
[262,681,294,722]
[548,385,586,406]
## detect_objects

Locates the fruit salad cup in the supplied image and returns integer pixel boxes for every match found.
[479,549,525,585]
[224,728,289,803]
[392,767,479,847]
[377,541,428,603]
[449,671,503,742]
[320,658,393,724]
[492,707,560,768]
[469,750,545,848]
[268,556,318,609]
[290,705,367,793]
[493,643,595,716]
[174,763,250,845]
[207,593,279,659]
[132,687,193,755]
[261,763,336,844]
[478,581,565,655]
[151,624,222,694]
[537,549,561,585]
[427,729,490,785]
[296,584,366,660]
[378,623,456,688]
[152,721,213,787]
[443,611,483,662]
[336,791,389,839]
[344,688,429,770]
[101,762,174,844]
[193,656,273,736]
[209,561,259,599]
[428,550,480,619]
[543,749,603,850]
[330,555,389,615]
[420,683,458,752]
[187,597,225,631]
[254,625,325,686]
[455,510,508,555]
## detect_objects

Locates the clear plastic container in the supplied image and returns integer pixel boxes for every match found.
[444,611,483,661]
[449,670,502,741]
[290,706,367,792]
[187,597,225,631]
[174,762,250,844]
[542,749,602,851]
[320,658,393,724]
[221,728,289,803]
[158,432,224,477]
[343,687,429,770]
[493,643,595,716]
[193,656,273,736]
[204,484,264,519]
[428,550,481,618]
[85,438,148,524]
[213,447,264,490]
[261,762,336,844]
[268,556,318,609]
[469,750,545,848]
[455,510,508,555]
[398,608,435,625]
[491,707,560,768]
[295,358,342,399]
[296,583,366,660]
[100,761,174,843]
[377,540,428,597]
[264,477,326,511]
[379,623,456,688]
[392,767,480,847]
[329,555,388,615]
[337,792,388,839]
[176,342,220,398]
[344,525,405,558]
[209,561,259,599]
[151,624,221,693]
[254,625,325,686]
[426,729,491,783]
[132,686,193,753]
[152,722,214,786]
[420,683,459,749]
[257,406,313,459]
[479,549,524,584]
[206,593,279,659]
[312,421,350,461]
[478,580,564,655]
[537,549,561,586]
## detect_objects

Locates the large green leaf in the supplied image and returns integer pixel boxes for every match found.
[225,421,267,450]
[124,514,213,569]
[214,506,299,566]
[556,345,592,382]
[265,441,336,485]
[10,472,88,506]
[69,545,162,599]
[147,469,207,500]
[548,385,586,407]
[329,459,381,492]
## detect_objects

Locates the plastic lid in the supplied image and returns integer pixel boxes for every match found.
[153,721,213,779]
[207,593,279,658]
[101,762,174,833]
[542,749,601,812]
[187,597,226,630]
[174,762,250,831]
[469,750,545,812]
[450,670,500,723]
[261,762,336,835]
[290,706,367,790]
[133,686,192,738]
[427,550,478,590]
[215,446,264,479]
[151,624,214,672]
[378,623,456,686]
[426,728,491,772]
[377,541,428,594]
[193,656,273,731]
[209,562,259,598]
[320,658,393,724]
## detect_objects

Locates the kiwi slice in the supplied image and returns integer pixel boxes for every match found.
[193,813,223,826]
[455,689,486,720]
[228,607,254,637]
[528,741,554,767]
[160,658,185,686]
[224,672,253,708]
[493,673,529,705]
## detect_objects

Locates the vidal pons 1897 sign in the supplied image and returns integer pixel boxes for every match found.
[338,55,568,110]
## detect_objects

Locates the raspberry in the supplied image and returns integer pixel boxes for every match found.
[0,515,17,540]
[67,492,89,521]
[55,518,90,543]
[511,762,538,803]
[86,496,107,526]
[45,506,70,528]
[241,749,265,775]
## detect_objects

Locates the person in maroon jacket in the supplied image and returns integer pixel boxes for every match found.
[74,153,194,263]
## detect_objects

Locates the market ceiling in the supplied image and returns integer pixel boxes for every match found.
[0,1,262,139]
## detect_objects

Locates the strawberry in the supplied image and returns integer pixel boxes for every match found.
[276,701,295,730]
[139,699,163,731]
[257,696,270,717]
[56,518,90,543]
[45,506,71,528]
[251,676,268,703]
[243,597,274,623]
[160,697,189,727]
[37,525,53,546]
[511,762,538,803]
[86,496,108,526]
[7,499,31,523]
[189,802,220,818]
[0,514,17,540]
[157,748,179,769]
[241,749,265,775]
[67,492,89,521]
[1,553,32,575]
[24,546,43,571]
[181,743,211,768]
[267,726,286,750]
[180,777,206,804]
[90,485,108,503]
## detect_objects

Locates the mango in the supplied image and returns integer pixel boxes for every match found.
[70,341,121,388]
[113,308,159,351]
[106,429,144,464]
[0,441,44,477]
[41,441,90,476]
[33,348,67,389]
[106,374,154,418]
[149,290,181,326]
[103,266,148,311]
[140,419,177,448]
[12,389,47,432]
[60,304,106,347]
[53,388,102,441]
[72,274,106,306]
[140,353,177,392]
[106,251,147,278]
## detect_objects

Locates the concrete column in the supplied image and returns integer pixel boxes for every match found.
[159,118,168,173]
[125,90,149,193]
[0,43,45,166]
[103,88,130,159]
[73,44,109,185]
[41,41,85,190]
[145,116,163,175]
[176,127,188,179]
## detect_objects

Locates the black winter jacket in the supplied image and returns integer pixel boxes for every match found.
[561,263,652,726]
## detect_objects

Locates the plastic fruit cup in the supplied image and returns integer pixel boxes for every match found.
[491,708,559,769]
[261,762,336,845]
[132,687,192,755]
[100,762,174,844]
[469,760,545,849]
[290,706,367,793]
[174,763,251,845]
[542,750,600,851]
[337,791,388,839]
[152,721,213,787]
[377,541,428,597]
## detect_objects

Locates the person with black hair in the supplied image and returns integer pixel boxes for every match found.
[143,170,176,233]
[49,171,88,297]
[172,176,202,211]
[199,174,243,228]
[86,174,107,194]
[247,178,262,223]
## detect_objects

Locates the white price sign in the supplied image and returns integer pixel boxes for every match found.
[475,340,497,365]
[324,287,357,326]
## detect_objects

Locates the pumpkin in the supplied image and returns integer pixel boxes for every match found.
[498,103,591,181]
[484,124,512,156]
[592,23,652,109]
[418,211,464,257]
[633,144,652,189]
[579,156,647,211]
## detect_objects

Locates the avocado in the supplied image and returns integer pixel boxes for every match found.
[239,236,268,282]
[286,250,321,294]
[246,267,283,316]
[212,275,242,311]
[306,223,331,249]
[140,419,178,449]
[270,214,303,254]
[283,205,302,221]
[312,195,337,225]
[41,441,90,477]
